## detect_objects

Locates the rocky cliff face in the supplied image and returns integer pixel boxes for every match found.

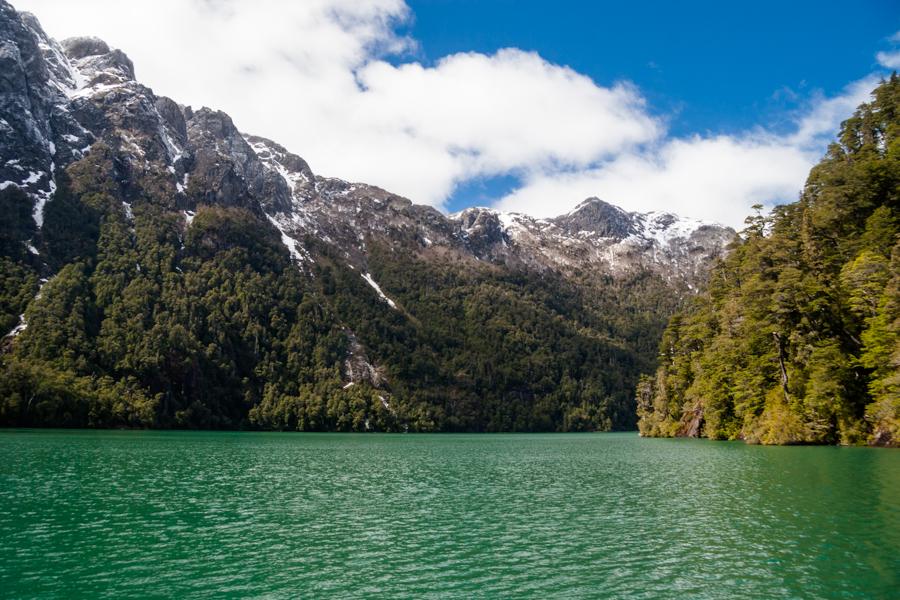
[451,201,733,287]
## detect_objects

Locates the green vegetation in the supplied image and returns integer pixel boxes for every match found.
[289,242,673,432]
[637,75,900,446]
[0,144,351,429]
[0,139,678,432]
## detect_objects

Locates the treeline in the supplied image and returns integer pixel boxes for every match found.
[637,75,899,446]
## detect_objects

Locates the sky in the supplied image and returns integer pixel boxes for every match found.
[12,0,900,227]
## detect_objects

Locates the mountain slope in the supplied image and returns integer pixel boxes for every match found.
[637,75,900,446]
[0,2,732,431]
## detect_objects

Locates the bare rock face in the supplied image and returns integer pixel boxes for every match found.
[0,0,734,290]
[61,36,134,83]
[454,208,509,259]
[554,197,638,238]
[243,134,312,215]
[59,36,109,59]
[184,108,268,212]
[446,201,734,286]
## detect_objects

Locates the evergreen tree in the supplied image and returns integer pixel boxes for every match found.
[638,75,900,446]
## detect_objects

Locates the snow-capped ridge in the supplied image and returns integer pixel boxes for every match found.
[0,0,734,311]
[633,211,719,247]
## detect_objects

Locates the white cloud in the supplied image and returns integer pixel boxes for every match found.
[13,0,658,209]
[496,138,813,226]
[877,51,900,69]
[356,51,658,172]
[496,75,880,228]
[787,76,879,145]
[350,50,659,202]
[876,31,900,69]
[9,1,889,226]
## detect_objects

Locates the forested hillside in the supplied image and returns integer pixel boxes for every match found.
[637,76,900,446]
[0,147,672,431]
[0,2,728,432]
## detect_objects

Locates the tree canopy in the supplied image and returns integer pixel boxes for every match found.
[638,75,900,446]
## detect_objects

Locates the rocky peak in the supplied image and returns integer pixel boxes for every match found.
[59,36,110,59]
[0,2,80,226]
[455,207,503,236]
[243,134,315,213]
[443,201,734,282]
[244,134,314,183]
[182,107,270,211]
[553,197,637,239]
[186,107,241,144]
[631,211,721,247]
[60,36,135,86]
[452,207,511,257]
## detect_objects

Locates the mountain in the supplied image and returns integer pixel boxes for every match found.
[451,201,731,287]
[637,76,899,446]
[0,2,733,431]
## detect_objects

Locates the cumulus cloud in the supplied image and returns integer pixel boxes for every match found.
[13,0,658,208]
[495,75,880,227]
[495,137,814,226]
[9,0,890,226]
[876,31,900,71]
[877,51,900,69]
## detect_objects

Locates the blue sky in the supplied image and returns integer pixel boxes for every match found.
[404,0,899,211]
[15,0,900,226]
[407,0,896,134]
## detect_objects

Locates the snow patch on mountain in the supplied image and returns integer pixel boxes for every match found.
[4,314,27,339]
[362,273,398,309]
[446,199,733,279]
[633,211,713,246]
[267,214,312,266]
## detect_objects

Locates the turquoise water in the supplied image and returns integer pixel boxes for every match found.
[0,431,897,598]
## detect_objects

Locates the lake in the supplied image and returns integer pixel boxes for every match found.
[0,431,897,598]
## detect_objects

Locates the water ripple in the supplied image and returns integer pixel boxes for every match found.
[0,431,897,598]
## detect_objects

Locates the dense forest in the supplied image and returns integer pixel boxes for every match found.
[0,139,680,432]
[637,76,899,446]
[0,1,726,433]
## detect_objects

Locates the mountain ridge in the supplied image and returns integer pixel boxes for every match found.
[1,5,733,285]
[0,2,733,431]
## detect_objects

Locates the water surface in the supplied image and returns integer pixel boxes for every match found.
[1,431,897,598]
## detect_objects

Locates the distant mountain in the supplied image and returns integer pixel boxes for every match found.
[637,75,899,446]
[0,2,733,431]
[451,199,731,287]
